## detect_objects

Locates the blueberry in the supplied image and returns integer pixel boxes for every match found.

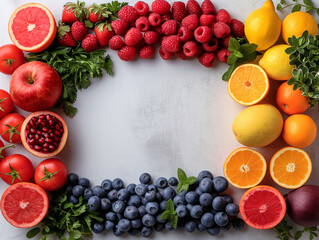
[232,218,245,230]
[197,223,206,232]
[185,220,197,232]
[135,184,147,196]
[116,213,123,221]
[185,191,199,204]
[201,212,214,228]
[69,195,79,205]
[148,184,158,192]
[92,185,105,198]
[178,190,187,197]
[146,202,159,215]
[173,194,186,206]
[140,226,153,237]
[113,226,124,236]
[156,192,163,202]
[131,218,142,228]
[207,226,220,236]
[126,183,136,195]
[112,200,125,213]
[100,198,111,210]
[92,221,104,234]
[142,214,156,227]
[117,219,131,232]
[117,189,129,201]
[155,177,168,189]
[105,220,115,230]
[88,196,100,211]
[142,197,148,205]
[72,185,84,198]
[176,205,188,218]
[83,188,94,201]
[112,178,124,190]
[145,191,157,202]
[156,214,167,224]
[138,205,146,217]
[225,203,239,217]
[190,205,203,219]
[124,206,139,219]
[105,212,116,221]
[168,177,178,186]
[154,223,165,232]
[196,186,204,195]
[214,212,229,227]
[159,200,167,211]
[199,193,213,207]
[67,173,79,186]
[186,203,194,211]
[199,177,213,193]
[66,185,73,195]
[128,228,139,235]
[212,176,228,193]
[163,187,176,200]
[78,177,90,188]
[139,173,151,184]
[221,221,232,231]
[212,196,226,211]
[101,179,113,192]
[197,170,213,181]
[165,222,174,230]
[221,194,233,204]
[107,189,118,201]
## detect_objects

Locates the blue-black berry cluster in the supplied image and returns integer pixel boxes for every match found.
[66,170,245,237]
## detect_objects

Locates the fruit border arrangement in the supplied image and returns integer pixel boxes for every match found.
[0,0,319,239]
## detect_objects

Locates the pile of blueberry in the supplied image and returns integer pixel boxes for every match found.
[66,170,245,237]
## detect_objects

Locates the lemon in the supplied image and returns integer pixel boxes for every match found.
[258,44,293,81]
[282,11,319,44]
[244,0,281,51]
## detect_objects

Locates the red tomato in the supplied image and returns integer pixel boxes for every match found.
[0,113,25,143]
[0,140,14,159]
[0,154,34,185]
[0,44,25,75]
[0,89,14,119]
[34,158,68,191]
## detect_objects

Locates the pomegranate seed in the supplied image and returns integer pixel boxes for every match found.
[34,145,41,151]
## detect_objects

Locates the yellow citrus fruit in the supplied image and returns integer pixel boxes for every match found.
[228,64,269,106]
[223,147,267,189]
[282,11,319,44]
[270,147,312,189]
[259,44,294,81]
[244,0,281,51]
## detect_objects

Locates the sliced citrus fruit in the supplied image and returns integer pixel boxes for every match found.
[0,182,49,228]
[8,3,57,53]
[228,64,269,106]
[239,185,286,229]
[270,147,312,189]
[223,147,267,189]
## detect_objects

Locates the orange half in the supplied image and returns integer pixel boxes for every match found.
[270,147,312,189]
[228,64,269,106]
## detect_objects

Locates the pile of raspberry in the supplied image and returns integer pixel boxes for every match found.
[109,0,244,67]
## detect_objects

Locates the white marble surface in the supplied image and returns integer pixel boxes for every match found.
[0,0,318,239]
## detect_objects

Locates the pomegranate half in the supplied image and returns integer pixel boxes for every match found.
[21,111,68,158]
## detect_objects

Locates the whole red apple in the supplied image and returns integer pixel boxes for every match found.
[10,61,62,112]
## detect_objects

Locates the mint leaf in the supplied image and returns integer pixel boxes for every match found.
[176,168,197,193]
[177,168,187,181]
[186,176,197,185]
[165,199,174,211]
[161,199,178,228]
[170,215,178,229]
[228,37,240,51]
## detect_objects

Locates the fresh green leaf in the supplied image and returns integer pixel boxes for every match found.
[294,231,303,239]
[177,168,187,181]
[26,228,41,238]
[170,215,178,229]
[176,168,197,193]
[160,211,171,220]
[186,176,197,185]
[228,37,240,51]
[227,54,238,65]
[165,199,175,211]
[303,0,312,5]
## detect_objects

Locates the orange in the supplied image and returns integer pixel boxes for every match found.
[282,114,317,148]
[8,3,57,53]
[240,185,286,229]
[270,147,312,189]
[223,147,267,189]
[228,64,269,106]
[276,81,309,115]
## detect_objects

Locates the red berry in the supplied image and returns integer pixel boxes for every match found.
[194,26,212,43]
[62,3,85,24]
[162,20,177,35]
[159,47,174,60]
[175,49,189,60]
[118,5,139,23]
[202,37,219,52]
[111,19,129,35]
[109,35,125,50]
[186,0,201,17]
[144,31,159,44]
[118,46,136,61]
[139,45,155,59]
[161,35,180,53]
[161,13,173,22]
[134,1,150,16]
[57,25,77,47]
[182,14,199,30]
[87,5,106,24]
[148,13,162,27]
[201,0,216,15]
[230,19,245,37]
[124,28,143,46]
[222,34,234,49]
[81,34,98,52]
[216,9,231,25]
[135,16,150,32]
[198,52,215,67]
[177,26,193,42]
[200,14,215,27]
[71,21,88,41]
[213,22,230,39]
[183,41,198,57]
[217,48,231,63]
[172,2,187,22]
[94,23,114,47]
[152,0,171,15]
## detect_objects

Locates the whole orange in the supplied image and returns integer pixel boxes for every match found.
[282,114,317,148]
[276,81,309,115]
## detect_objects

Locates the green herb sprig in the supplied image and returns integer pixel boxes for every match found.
[176,168,197,193]
[160,199,178,229]
[276,0,319,15]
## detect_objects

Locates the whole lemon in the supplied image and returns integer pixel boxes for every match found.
[232,104,283,147]
[259,44,294,80]
[282,11,318,44]
[245,0,281,51]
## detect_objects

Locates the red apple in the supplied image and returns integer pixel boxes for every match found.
[9,61,62,112]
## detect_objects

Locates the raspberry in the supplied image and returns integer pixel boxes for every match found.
[161,35,180,52]
[148,13,162,27]
[213,22,230,39]
[134,1,149,16]
[161,13,173,22]
[139,45,155,59]
[172,2,187,22]
[186,0,201,17]
[152,0,171,15]
[111,20,129,35]
[71,21,88,41]
[182,14,199,30]
[118,5,139,23]
[135,16,150,32]
[154,25,163,36]
[216,9,231,25]
[81,34,98,52]
[183,41,198,57]
[217,48,231,63]
[222,34,234,49]
[135,38,146,49]
[118,46,136,61]
[175,49,188,60]
[124,28,143,46]
[201,0,216,15]
[198,52,215,67]
[159,47,174,60]
[144,31,159,44]
[162,20,177,35]
[109,35,125,50]
[194,26,212,43]
[230,19,245,37]
[202,37,219,52]
[177,26,193,42]
[200,14,215,27]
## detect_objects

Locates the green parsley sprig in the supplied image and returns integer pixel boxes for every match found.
[176,168,197,193]
[160,199,178,229]
[276,0,319,15]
